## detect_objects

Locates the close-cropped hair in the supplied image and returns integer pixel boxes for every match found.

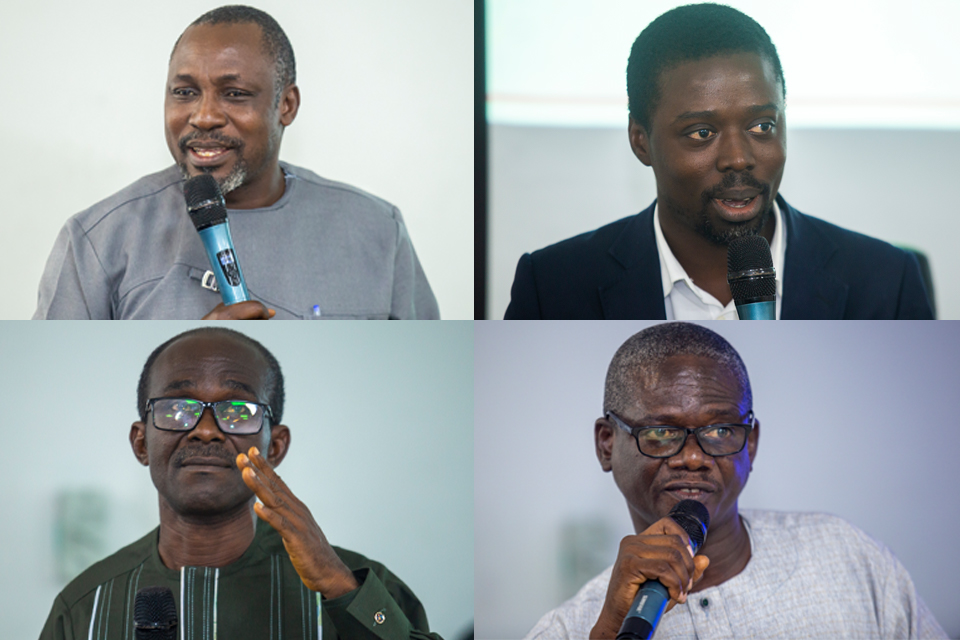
[604,322,752,417]
[171,4,297,107]
[626,3,785,131]
[137,327,285,425]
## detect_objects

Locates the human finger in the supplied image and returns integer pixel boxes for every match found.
[237,452,280,507]
[202,301,275,320]
[617,537,693,605]
[246,446,297,498]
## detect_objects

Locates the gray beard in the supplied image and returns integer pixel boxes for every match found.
[178,158,248,196]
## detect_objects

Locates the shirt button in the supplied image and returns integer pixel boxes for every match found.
[374,610,386,625]
[700,598,710,608]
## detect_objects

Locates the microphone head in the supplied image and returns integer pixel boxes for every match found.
[134,586,178,640]
[668,499,710,554]
[183,173,227,230]
[727,235,776,304]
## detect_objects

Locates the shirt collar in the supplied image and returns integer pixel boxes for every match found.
[654,199,786,301]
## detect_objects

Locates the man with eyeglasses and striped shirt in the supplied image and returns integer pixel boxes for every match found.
[40,327,440,640]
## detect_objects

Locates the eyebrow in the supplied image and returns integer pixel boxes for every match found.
[639,408,744,424]
[672,103,779,124]
[172,73,247,85]
[161,378,259,397]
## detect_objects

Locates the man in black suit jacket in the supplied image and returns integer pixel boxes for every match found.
[504,4,933,320]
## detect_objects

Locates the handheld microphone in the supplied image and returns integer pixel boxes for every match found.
[184,173,250,305]
[617,500,710,640]
[133,586,178,640]
[727,235,776,320]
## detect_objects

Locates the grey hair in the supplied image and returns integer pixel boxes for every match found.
[603,322,752,416]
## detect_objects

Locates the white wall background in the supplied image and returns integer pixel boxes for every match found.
[485,0,960,318]
[475,321,960,639]
[0,321,474,639]
[0,0,473,319]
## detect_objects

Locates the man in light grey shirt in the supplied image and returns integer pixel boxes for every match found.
[34,5,438,320]
[526,322,946,639]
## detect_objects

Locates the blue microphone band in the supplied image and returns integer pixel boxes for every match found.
[735,299,775,320]
[197,222,249,305]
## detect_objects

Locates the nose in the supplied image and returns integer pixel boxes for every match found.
[716,130,755,173]
[188,91,227,131]
[666,432,713,471]
[187,406,225,443]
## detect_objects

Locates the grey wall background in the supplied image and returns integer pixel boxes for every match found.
[0,321,473,639]
[475,321,960,639]
[489,126,960,319]
[0,0,473,319]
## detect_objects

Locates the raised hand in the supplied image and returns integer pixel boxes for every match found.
[237,446,359,598]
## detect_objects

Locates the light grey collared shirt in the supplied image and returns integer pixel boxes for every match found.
[525,510,947,639]
[33,162,439,319]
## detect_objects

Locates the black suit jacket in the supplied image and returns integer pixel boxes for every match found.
[504,196,933,319]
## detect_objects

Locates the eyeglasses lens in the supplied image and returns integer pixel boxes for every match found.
[154,399,203,430]
[216,401,262,433]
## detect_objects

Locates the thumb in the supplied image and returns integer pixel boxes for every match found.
[692,555,710,585]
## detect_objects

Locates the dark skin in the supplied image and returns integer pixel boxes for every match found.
[629,52,786,306]
[590,355,759,639]
[129,333,358,598]
[165,22,301,320]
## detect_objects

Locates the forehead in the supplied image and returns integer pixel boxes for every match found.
[653,52,782,125]
[169,22,272,80]
[631,354,746,418]
[148,333,268,397]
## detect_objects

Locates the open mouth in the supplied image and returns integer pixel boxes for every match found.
[187,146,233,165]
[712,195,762,222]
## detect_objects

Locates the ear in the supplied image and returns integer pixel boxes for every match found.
[265,423,291,468]
[595,417,615,472]
[278,84,300,127]
[130,422,149,467]
[747,418,760,471]
[628,118,654,167]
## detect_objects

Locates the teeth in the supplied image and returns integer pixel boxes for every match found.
[721,197,752,208]
[193,148,226,157]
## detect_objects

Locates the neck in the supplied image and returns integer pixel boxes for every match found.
[156,496,258,570]
[690,510,751,592]
[658,205,775,306]
[223,163,286,210]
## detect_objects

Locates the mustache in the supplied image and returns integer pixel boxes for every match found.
[701,172,770,202]
[173,444,236,467]
[178,131,245,155]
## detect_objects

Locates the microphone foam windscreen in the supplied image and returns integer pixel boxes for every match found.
[134,586,178,640]
[727,235,776,300]
[183,173,227,229]
[669,499,710,553]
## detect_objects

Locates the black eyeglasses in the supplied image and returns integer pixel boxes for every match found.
[606,411,755,458]
[145,397,273,435]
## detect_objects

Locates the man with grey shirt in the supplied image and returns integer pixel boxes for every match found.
[34,5,438,320]
[526,323,945,639]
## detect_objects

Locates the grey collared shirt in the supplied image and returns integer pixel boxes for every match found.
[525,510,947,639]
[33,162,439,319]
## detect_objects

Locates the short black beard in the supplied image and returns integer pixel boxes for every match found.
[693,172,773,246]
[694,200,772,246]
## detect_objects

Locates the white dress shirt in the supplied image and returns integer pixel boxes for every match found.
[654,200,786,320]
